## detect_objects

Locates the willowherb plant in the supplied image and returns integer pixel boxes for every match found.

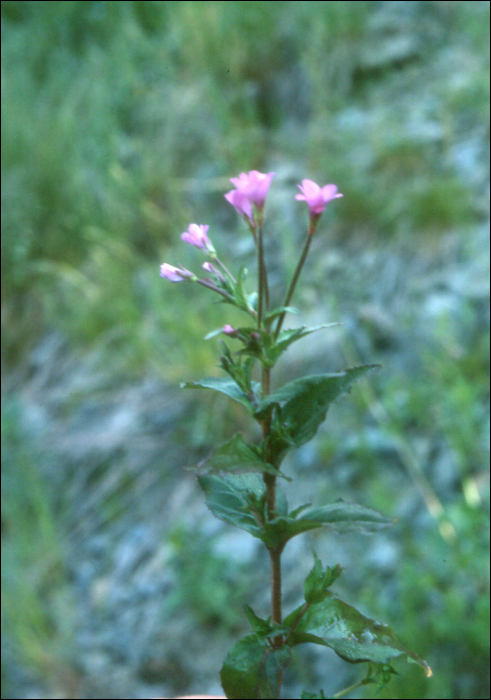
[160,171,431,699]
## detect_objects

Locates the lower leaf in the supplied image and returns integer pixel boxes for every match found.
[285,594,431,677]
[221,634,292,699]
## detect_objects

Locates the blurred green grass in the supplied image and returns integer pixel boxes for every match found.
[1,2,490,699]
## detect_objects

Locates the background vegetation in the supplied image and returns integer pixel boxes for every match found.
[1,2,489,699]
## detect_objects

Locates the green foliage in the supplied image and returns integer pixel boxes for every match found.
[220,634,292,700]
[285,594,431,676]
[182,377,260,413]
[256,366,381,447]
[193,433,287,480]
[304,554,343,605]
[242,605,290,640]
[198,473,394,552]
[198,474,267,541]
[297,501,396,535]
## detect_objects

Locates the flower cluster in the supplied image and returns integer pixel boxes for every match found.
[160,170,342,284]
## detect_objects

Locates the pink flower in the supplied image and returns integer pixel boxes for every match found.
[225,170,275,219]
[222,324,237,336]
[181,223,215,253]
[295,179,343,217]
[224,188,254,220]
[160,264,194,282]
[229,170,275,208]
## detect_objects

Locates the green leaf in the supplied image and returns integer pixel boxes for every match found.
[243,605,291,640]
[267,306,299,322]
[265,306,299,323]
[243,604,272,637]
[268,324,340,365]
[182,377,258,412]
[221,634,292,699]
[261,500,394,551]
[285,595,432,677]
[234,265,252,313]
[304,554,343,604]
[194,434,289,480]
[363,662,398,690]
[255,365,381,446]
[298,500,396,534]
[262,516,323,550]
[198,474,266,540]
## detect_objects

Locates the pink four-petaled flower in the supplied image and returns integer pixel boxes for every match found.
[295,179,343,217]
[225,170,275,219]
[181,223,214,252]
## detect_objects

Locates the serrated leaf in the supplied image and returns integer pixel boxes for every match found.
[221,634,292,699]
[243,604,272,637]
[255,366,381,446]
[298,500,396,534]
[304,554,342,604]
[198,474,265,540]
[363,662,398,690]
[182,377,259,412]
[242,605,291,640]
[194,434,289,480]
[285,595,431,677]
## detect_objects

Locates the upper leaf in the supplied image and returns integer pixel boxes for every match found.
[221,634,292,699]
[298,500,396,534]
[261,516,322,550]
[265,306,299,323]
[304,554,343,604]
[182,377,259,412]
[268,324,340,366]
[285,594,432,677]
[193,433,289,480]
[198,473,265,540]
[262,500,395,551]
[234,265,255,315]
[243,604,291,640]
[255,366,381,446]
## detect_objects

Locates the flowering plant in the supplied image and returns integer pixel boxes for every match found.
[160,171,431,699]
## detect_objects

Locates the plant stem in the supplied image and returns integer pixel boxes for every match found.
[261,362,282,661]
[196,278,235,302]
[286,601,311,643]
[213,255,236,283]
[274,223,316,339]
[333,679,365,698]
[257,220,265,328]
[259,218,270,318]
